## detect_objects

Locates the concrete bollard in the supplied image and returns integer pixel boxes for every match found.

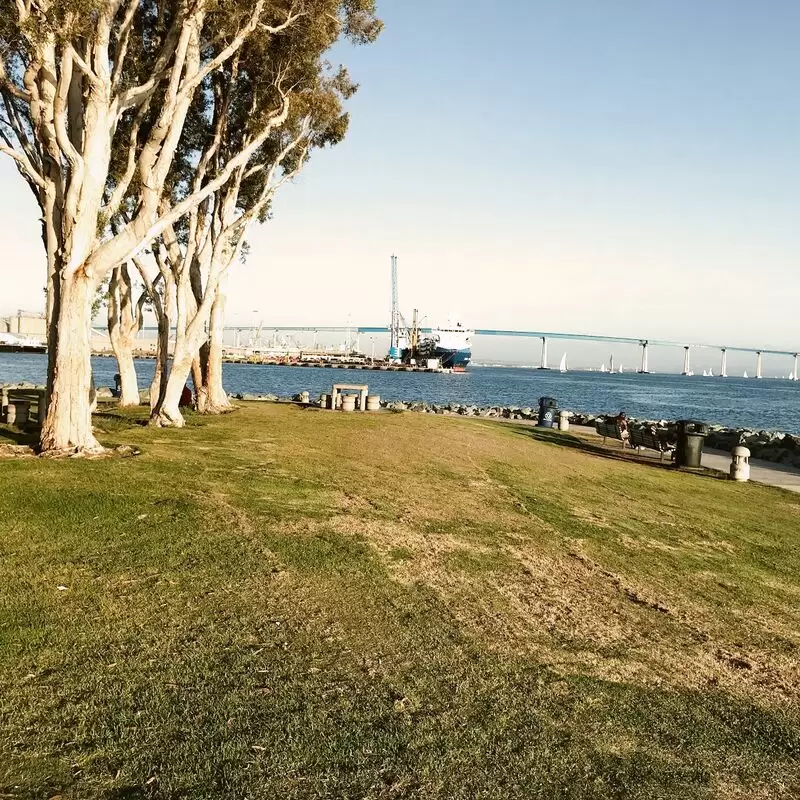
[300,391,310,404]
[730,445,750,482]
[341,394,356,412]
[8,400,30,428]
[319,393,329,408]
[558,410,570,431]
[366,395,381,411]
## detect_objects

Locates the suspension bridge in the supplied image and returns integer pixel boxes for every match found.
[216,325,800,379]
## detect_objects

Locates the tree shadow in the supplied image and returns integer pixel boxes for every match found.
[504,422,729,481]
[0,424,39,446]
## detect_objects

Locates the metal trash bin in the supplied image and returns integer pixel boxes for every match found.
[675,419,709,467]
[537,396,558,428]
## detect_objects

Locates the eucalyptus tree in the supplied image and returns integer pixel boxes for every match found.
[142,16,375,426]
[106,262,148,405]
[0,0,380,452]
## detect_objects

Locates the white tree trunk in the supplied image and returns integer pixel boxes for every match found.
[115,345,140,406]
[41,272,103,453]
[150,310,170,412]
[108,265,142,407]
[198,283,232,414]
[156,347,194,427]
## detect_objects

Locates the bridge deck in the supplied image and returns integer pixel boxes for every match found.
[167,325,797,358]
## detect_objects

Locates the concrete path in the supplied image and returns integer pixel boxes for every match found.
[568,424,800,494]
[701,448,800,494]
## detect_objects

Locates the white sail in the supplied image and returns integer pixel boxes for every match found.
[559,353,567,373]
[709,368,714,377]
[600,362,607,373]
[618,364,623,374]
[743,370,748,378]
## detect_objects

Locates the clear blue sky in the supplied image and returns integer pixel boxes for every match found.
[1,0,798,367]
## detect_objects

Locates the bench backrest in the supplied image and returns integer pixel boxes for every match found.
[629,428,674,452]
[595,420,622,439]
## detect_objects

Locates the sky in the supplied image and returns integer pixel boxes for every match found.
[1,0,798,370]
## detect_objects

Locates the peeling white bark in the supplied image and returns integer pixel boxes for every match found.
[108,263,145,406]
[41,272,104,453]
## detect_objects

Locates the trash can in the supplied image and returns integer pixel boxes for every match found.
[537,396,558,428]
[675,420,709,467]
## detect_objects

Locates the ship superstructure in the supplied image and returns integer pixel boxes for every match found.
[417,323,473,369]
[388,256,472,369]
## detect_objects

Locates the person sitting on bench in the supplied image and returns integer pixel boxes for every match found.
[616,410,630,447]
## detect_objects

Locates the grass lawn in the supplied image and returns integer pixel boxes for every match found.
[1,402,799,799]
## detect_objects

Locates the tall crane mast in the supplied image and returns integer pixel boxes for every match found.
[389,254,401,359]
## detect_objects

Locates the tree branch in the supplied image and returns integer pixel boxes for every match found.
[176,0,300,100]
[0,140,46,188]
[90,93,292,275]
[111,0,141,91]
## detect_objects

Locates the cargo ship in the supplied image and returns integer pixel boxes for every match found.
[416,323,473,370]
[388,255,473,370]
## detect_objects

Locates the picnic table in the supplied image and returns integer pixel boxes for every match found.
[331,384,369,411]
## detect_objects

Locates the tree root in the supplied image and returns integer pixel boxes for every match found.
[149,409,186,428]
[196,403,237,416]
[37,444,140,459]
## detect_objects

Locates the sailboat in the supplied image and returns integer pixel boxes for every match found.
[743,370,749,378]
[559,353,568,373]
[618,364,623,374]
[600,362,607,373]
[709,368,714,377]
[609,354,615,373]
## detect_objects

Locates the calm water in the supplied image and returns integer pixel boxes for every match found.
[2,353,799,433]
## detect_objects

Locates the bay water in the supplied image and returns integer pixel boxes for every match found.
[2,352,798,433]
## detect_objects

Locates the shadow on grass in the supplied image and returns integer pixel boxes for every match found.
[505,423,730,481]
[0,423,39,446]
[92,411,149,432]
[5,590,798,799]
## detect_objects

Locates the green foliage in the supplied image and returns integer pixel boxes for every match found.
[91,276,110,320]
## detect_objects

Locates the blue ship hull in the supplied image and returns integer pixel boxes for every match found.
[434,347,471,369]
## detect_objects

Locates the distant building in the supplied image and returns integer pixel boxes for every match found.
[1,310,47,338]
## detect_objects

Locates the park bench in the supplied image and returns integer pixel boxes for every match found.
[595,419,626,447]
[628,427,675,462]
[595,419,675,461]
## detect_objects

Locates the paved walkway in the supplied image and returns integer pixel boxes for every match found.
[569,424,800,494]
[701,447,800,494]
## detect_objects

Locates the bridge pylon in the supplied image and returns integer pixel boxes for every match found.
[638,341,649,374]
[539,336,549,370]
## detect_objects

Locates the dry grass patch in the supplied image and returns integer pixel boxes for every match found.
[1,403,799,799]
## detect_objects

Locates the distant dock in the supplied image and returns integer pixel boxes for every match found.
[89,350,456,373]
